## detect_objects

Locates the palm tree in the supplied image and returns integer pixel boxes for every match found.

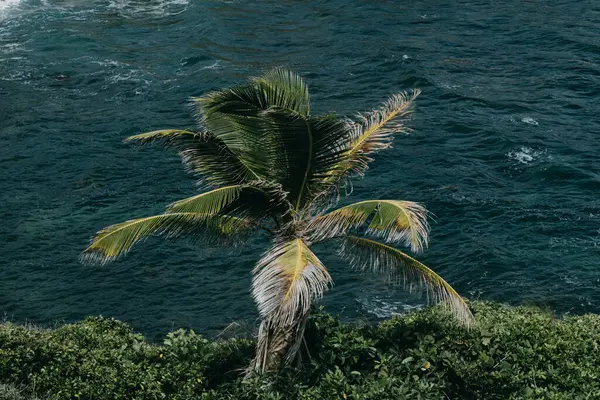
[81,69,472,372]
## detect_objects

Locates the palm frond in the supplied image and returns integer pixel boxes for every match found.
[353,90,420,152]
[252,68,310,116]
[251,238,331,371]
[81,213,249,265]
[195,68,309,120]
[127,128,262,186]
[256,110,353,213]
[177,133,263,185]
[340,236,473,325]
[125,129,200,147]
[329,90,421,182]
[167,184,291,223]
[194,112,276,182]
[166,186,244,214]
[294,116,354,211]
[190,69,313,185]
[252,238,332,328]
[191,69,308,156]
[310,200,429,253]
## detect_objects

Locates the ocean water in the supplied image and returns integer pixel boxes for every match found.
[1,0,599,339]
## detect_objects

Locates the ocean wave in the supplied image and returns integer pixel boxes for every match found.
[509,115,540,126]
[0,0,24,20]
[357,296,422,318]
[107,0,190,18]
[0,0,22,11]
[521,116,539,126]
[507,146,547,165]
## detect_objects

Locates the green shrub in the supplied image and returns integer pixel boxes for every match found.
[1,302,599,399]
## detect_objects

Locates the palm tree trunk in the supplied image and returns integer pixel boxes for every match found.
[251,311,310,373]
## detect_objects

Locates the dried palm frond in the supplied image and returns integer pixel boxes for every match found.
[339,236,472,325]
[310,200,429,252]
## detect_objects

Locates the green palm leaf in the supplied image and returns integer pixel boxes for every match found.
[125,129,199,146]
[259,110,352,212]
[195,68,310,120]
[252,68,310,116]
[191,69,313,184]
[126,129,262,186]
[167,184,291,222]
[166,186,244,214]
[310,200,429,252]
[340,236,473,325]
[191,70,356,208]
[81,213,249,265]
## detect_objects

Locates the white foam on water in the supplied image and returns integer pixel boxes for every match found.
[91,59,125,68]
[199,60,221,71]
[0,0,24,21]
[357,296,422,318]
[0,0,23,11]
[521,116,539,126]
[507,146,546,165]
[107,0,190,18]
[0,42,26,54]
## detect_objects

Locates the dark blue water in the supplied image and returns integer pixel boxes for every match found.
[2,0,600,339]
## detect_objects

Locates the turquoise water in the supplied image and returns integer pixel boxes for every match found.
[2,0,599,339]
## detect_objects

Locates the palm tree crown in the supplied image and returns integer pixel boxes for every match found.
[82,69,472,372]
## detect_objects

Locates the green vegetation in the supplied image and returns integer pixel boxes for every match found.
[1,302,599,399]
[81,69,471,371]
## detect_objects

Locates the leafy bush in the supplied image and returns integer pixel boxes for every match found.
[1,302,599,399]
